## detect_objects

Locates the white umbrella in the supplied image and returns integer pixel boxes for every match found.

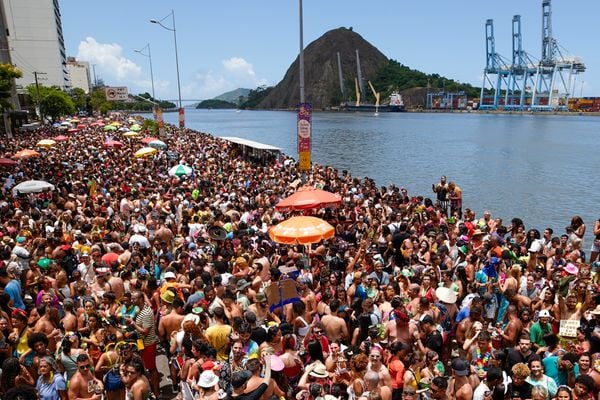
[148,139,167,150]
[168,164,193,177]
[12,180,55,195]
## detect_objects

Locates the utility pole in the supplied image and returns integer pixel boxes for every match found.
[33,71,46,123]
[92,64,98,88]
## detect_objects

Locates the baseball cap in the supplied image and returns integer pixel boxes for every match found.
[164,271,176,280]
[420,315,435,325]
[538,310,551,318]
[451,358,469,376]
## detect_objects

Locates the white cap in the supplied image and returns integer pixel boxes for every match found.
[538,310,552,318]
[164,271,176,280]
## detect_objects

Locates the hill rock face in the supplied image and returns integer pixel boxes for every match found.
[259,27,389,109]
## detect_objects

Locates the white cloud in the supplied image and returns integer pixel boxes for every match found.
[186,57,269,99]
[77,37,141,81]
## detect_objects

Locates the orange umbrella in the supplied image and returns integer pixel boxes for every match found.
[268,216,335,245]
[275,186,342,212]
[53,135,69,141]
[12,149,40,159]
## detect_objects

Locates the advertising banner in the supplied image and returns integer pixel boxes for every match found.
[297,103,311,171]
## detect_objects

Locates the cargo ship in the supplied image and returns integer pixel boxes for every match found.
[343,91,405,112]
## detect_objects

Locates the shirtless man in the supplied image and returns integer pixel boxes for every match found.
[321,300,349,342]
[384,298,411,344]
[68,353,104,400]
[61,298,78,332]
[106,269,125,301]
[497,305,523,348]
[367,347,392,388]
[244,358,284,399]
[447,358,473,400]
[33,304,61,352]
[361,370,392,400]
[456,306,484,350]
[503,288,531,311]
[247,292,280,326]
[158,297,185,349]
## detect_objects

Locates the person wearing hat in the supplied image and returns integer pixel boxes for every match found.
[449,358,474,400]
[230,348,272,399]
[247,292,280,327]
[235,279,252,311]
[193,369,220,399]
[529,309,553,351]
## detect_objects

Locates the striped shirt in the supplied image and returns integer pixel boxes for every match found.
[135,304,157,346]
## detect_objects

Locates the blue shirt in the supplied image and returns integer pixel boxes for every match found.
[542,355,579,386]
[37,373,66,400]
[5,279,25,310]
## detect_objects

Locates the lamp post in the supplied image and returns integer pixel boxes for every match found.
[134,43,156,101]
[150,9,184,129]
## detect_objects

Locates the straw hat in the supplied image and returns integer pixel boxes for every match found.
[308,362,328,378]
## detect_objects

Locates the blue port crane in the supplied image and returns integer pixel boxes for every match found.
[479,19,510,110]
[530,0,585,111]
[504,15,537,110]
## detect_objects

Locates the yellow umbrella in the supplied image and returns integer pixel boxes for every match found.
[123,131,141,137]
[37,139,57,147]
[134,147,157,158]
[110,121,122,127]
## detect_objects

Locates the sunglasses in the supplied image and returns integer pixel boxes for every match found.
[314,330,323,335]
[78,364,90,370]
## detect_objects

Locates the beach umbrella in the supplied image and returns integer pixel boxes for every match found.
[168,164,193,177]
[36,139,56,147]
[52,122,61,128]
[0,158,17,166]
[12,149,40,159]
[90,121,105,127]
[76,124,86,129]
[58,126,69,131]
[130,124,142,132]
[103,125,117,132]
[268,216,335,245]
[67,128,79,134]
[103,140,123,148]
[127,118,136,123]
[141,137,157,144]
[134,147,157,158]
[60,121,71,126]
[70,118,80,123]
[110,121,122,127]
[53,135,69,142]
[275,186,342,212]
[148,139,167,150]
[12,180,55,195]
[123,131,141,137]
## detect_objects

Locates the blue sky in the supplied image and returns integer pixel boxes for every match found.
[60,0,599,103]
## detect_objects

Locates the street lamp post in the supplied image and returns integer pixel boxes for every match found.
[150,9,184,129]
[134,43,156,101]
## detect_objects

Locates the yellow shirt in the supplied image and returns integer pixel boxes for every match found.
[205,324,232,361]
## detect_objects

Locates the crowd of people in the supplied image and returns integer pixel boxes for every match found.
[0,113,599,400]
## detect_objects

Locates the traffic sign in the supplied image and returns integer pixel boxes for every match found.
[105,87,128,101]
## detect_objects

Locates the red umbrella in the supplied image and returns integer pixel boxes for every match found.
[67,128,79,133]
[0,157,17,166]
[103,140,123,148]
[53,135,69,142]
[275,186,342,212]
[141,137,157,144]
[76,124,86,129]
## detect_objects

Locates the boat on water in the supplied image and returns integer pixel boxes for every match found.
[343,91,405,112]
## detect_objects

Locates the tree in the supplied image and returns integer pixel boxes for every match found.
[70,87,87,110]
[26,85,75,121]
[0,63,22,111]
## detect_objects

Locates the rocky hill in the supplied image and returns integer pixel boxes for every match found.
[259,27,389,110]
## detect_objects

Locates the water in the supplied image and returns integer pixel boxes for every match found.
[161,109,600,239]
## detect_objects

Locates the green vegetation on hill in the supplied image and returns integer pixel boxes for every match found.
[240,86,273,109]
[373,60,481,99]
[196,99,237,109]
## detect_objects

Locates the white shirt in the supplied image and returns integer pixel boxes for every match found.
[473,382,490,400]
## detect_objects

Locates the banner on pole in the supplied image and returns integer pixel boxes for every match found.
[297,103,311,171]
[179,108,185,128]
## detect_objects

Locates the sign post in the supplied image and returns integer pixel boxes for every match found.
[104,87,129,101]
[179,107,185,128]
[297,102,311,171]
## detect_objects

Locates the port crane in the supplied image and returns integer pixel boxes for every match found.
[479,19,511,110]
[480,0,585,111]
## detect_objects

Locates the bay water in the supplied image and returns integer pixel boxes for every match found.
[162,109,600,241]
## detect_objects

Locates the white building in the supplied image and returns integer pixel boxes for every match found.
[66,57,91,93]
[2,0,69,92]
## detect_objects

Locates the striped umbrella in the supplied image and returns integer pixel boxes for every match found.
[168,164,193,177]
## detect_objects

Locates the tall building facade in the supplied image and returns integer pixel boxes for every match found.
[66,57,91,93]
[2,0,70,92]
